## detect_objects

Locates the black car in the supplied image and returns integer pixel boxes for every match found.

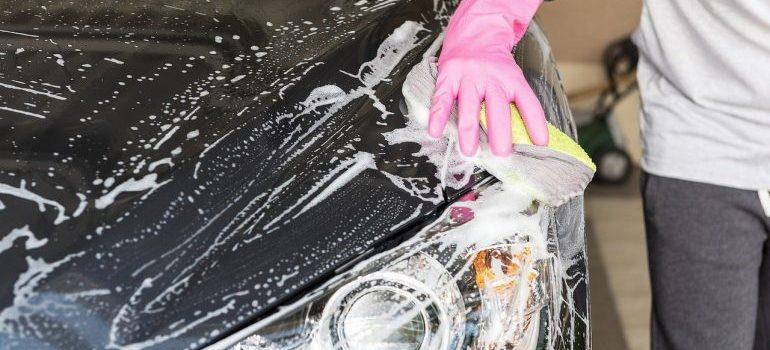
[0,1,588,349]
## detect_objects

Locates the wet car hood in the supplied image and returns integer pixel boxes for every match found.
[0,1,587,349]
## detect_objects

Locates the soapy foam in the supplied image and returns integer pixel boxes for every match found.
[0,226,47,254]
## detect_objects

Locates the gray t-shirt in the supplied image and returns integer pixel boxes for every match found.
[633,0,770,190]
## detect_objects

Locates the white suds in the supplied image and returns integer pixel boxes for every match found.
[95,174,170,209]
[0,180,69,224]
[0,226,48,254]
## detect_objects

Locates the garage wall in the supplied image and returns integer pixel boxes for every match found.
[538,0,642,63]
[537,0,644,164]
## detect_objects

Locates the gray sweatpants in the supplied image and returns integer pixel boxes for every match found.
[641,172,770,350]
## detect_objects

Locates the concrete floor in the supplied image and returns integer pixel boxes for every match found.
[585,171,651,350]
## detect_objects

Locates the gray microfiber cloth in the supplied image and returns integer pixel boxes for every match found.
[402,57,595,207]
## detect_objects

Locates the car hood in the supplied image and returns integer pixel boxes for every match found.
[0,1,586,349]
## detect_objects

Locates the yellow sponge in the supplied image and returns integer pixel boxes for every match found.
[480,104,596,172]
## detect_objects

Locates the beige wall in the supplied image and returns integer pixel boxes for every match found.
[538,0,642,63]
[537,0,644,164]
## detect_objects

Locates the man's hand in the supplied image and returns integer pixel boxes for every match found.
[428,0,547,156]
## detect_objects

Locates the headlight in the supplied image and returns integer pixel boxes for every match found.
[227,181,557,350]
[316,253,465,349]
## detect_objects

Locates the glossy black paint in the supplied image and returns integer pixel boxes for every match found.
[0,1,587,349]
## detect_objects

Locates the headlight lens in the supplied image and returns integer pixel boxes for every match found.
[317,253,465,349]
[230,182,557,350]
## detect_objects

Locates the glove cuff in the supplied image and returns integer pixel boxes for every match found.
[442,0,543,55]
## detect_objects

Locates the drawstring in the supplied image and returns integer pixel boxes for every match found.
[758,190,770,218]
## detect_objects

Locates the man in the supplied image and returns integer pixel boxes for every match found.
[428,0,770,349]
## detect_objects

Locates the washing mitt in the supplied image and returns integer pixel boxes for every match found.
[402,57,595,206]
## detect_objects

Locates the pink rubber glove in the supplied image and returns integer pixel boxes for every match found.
[429,0,548,156]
